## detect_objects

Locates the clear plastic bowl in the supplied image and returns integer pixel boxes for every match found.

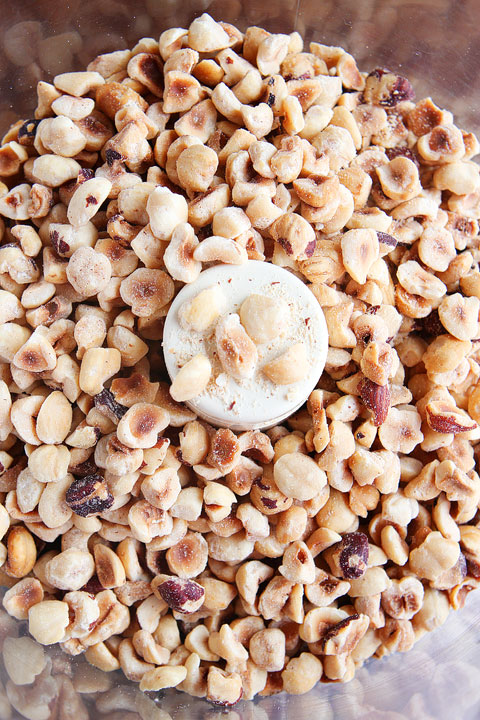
[1,1,480,718]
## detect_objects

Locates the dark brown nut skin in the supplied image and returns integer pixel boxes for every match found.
[333,532,370,580]
[94,388,128,421]
[419,309,445,337]
[359,377,391,426]
[155,577,205,614]
[18,119,41,146]
[377,231,397,254]
[364,68,415,107]
[66,474,114,517]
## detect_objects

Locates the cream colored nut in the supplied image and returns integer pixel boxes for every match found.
[360,341,396,386]
[281,652,322,695]
[211,82,244,124]
[380,525,409,566]
[313,126,356,172]
[239,294,289,345]
[54,71,104,96]
[257,33,290,75]
[208,623,248,670]
[116,403,169,449]
[270,212,315,260]
[179,421,209,466]
[177,145,219,193]
[79,348,121,396]
[129,500,173,543]
[140,664,187,691]
[67,177,112,227]
[0,504,10,543]
[178,285,226,333]
[5,525,37,578]
[21,280,56,310]
[51,94,95,121]
[170,354,211,403]
[216,313,258,380]
[3,635,46,686]
[16,468,43,514]
[166,532,208,578]
[193,235,248,265]
[397,260,447,301]
[282,95,305,136]
[347,567,391,597]
[236,503,269,540]
[159,27,187,60]
[263,342,308,385]
[120,267,174,316]
[133,628,170,665]
[409,531,460,581]
[37,116,87,157]
[212,207,251,239]
[188,13,231,52]
[274,453,326,500]
[246,194,284,230]
[207,530,254,564]
[376,157,421,201]
[241,103,274,139]
[94,544,126,589]
[141,468,180,511]
[45,548,94,590]
[279,541,316,584]
[418,226,456,273]
[9,222,42,260]
[206,667,243,706]
[10,394,43,445]
[438,293,480,341]
[2,578,43,620]
[433,161,480,195]
[249,628,285,671]
[75,315,106,359]
[163,70,202,114]
[164,223,202,283]
[174,99,217,143]
[12,332,56,373]
[0,290,23,325]
[204,482,237,522]
[0,183,31,220]
[85,641,120,672]
[378,407,423,454]
[322,613,369,656]
[341,228,379,285]
[170,486,203,521]
[423,335,471,376]
[35,391,72,445]
[66,247,111,297]
[417,124,465,163]
[29,599,69,644]
[186,624,219,662]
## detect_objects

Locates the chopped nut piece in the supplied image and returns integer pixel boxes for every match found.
[263,343,308,385]
[170,354,212,403]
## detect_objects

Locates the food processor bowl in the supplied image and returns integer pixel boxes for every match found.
[1,1,479,718]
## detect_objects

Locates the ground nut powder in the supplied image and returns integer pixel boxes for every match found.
[0,11,479,714]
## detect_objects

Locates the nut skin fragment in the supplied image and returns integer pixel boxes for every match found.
[359,377,391,426]
[154,576,205,614]
[65,474,114,517]
[331,532,370,580]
